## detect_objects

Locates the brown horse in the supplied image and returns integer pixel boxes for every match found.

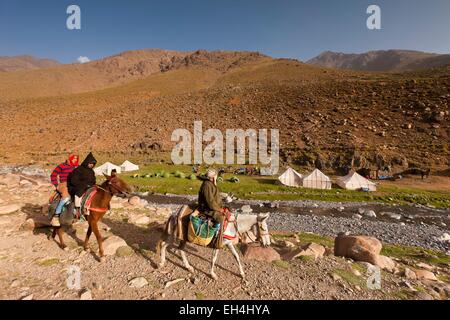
[50,172,132,259]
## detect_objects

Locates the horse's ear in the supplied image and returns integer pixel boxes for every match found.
[258,213,269,221]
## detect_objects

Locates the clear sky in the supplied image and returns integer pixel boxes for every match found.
[1,0,450,63]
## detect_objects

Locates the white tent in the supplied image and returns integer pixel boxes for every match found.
[94,162,122,176]
[336,171,377,191]
[302,169,332,190]
[121,160,139,172]
[278,167,303,187]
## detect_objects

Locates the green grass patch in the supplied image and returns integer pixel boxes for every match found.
[36,258,60,267]
[333,269,364,287]
[195,292,205,300]
[297,232,334,247]
[296,255,315,262]
[395,289,416,300]
[382,244,450,266]
[273,260,290,269]
[120,164,450,208]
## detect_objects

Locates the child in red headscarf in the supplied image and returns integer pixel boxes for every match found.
[50,154,79,226]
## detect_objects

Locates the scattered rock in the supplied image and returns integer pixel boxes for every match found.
[0,204,21,215]
[352,214,362,220]
[102,235,128,256]
[295,243,326,260]
[79,289,92,300]
[128,196,141,206]
[20,294,33,300]
[0,174,20,187]
[129,277,148,288]
[437,233,450,243]
[374,255,396,272]
[164,278,185,289]
[241,243,281,262]
[414,269,438,281]
[404,267,417,280]
[129,214,151,225]
[381,212,402,220]
[363,210,377,218]
[415,291,434,300]
[334,234,382,265]
[116,246,134,257]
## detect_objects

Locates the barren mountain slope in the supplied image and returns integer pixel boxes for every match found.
[0,55,61,72]
[0,52,448,174]
[307,50,450,72]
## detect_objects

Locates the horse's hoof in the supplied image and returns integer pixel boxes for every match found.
[210,273,218,281]
[98,256,105,263]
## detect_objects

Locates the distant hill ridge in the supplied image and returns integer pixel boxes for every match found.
[307,50,450,72]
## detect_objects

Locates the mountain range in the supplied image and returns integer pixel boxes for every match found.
[307,50,450,72]
[0,49,448,174]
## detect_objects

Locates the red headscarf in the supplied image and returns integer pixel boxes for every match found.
[68,154,79,167]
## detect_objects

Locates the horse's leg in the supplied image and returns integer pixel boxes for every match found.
[227,242,245,279]
[91,218,104,259]
[83,224,92,251]
[158,239,169,268]
[210,249,220,280]
[178,241,194,273]
[56,227,68,251]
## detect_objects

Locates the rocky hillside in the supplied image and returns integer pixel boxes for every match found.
[307,50,450,72]
[0,50,448,174]
[0,49,268,100]
[0,55,61,72]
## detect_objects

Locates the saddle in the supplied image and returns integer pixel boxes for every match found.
[174,205,236,247]
[79,186,98,215]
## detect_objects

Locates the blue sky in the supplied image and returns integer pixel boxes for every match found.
[1,0,449,63]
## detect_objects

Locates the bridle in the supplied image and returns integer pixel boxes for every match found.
[96,180,130,197]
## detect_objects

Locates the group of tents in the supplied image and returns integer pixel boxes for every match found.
[93,160,140,176]
[278,167,377,191]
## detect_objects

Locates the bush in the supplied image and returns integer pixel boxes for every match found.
[189,174,197,180]
[162,172,171,178]
[229,176,240,183]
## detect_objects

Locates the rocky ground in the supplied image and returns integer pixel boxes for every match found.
[0,171,449,301]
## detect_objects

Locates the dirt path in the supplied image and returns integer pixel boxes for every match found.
[0,173,449,300]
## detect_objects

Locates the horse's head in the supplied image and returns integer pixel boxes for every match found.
[103,171,133,196]
[255,213,271,247]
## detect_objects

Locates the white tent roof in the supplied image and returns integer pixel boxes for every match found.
[94,162,122,176]
[302,169,332,190]
[121,160,139,172]
[336,171,377,191]
[278,167,303,187]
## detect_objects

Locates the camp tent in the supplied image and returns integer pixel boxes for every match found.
[121,160,139,172]
[278,167,303,187]
[336,171,377,191]
[94,162,122,176]
[302,169,332,190]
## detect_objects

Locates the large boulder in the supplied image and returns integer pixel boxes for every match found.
[414,269,438,281]
[0,204,21,215]
[283,242,326,261]
[334,234,382,265]
[102,235,128,256]
[373,255,396,272]
[128,196,141,207]
[241,243,280,262]
[129,214,151,226]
